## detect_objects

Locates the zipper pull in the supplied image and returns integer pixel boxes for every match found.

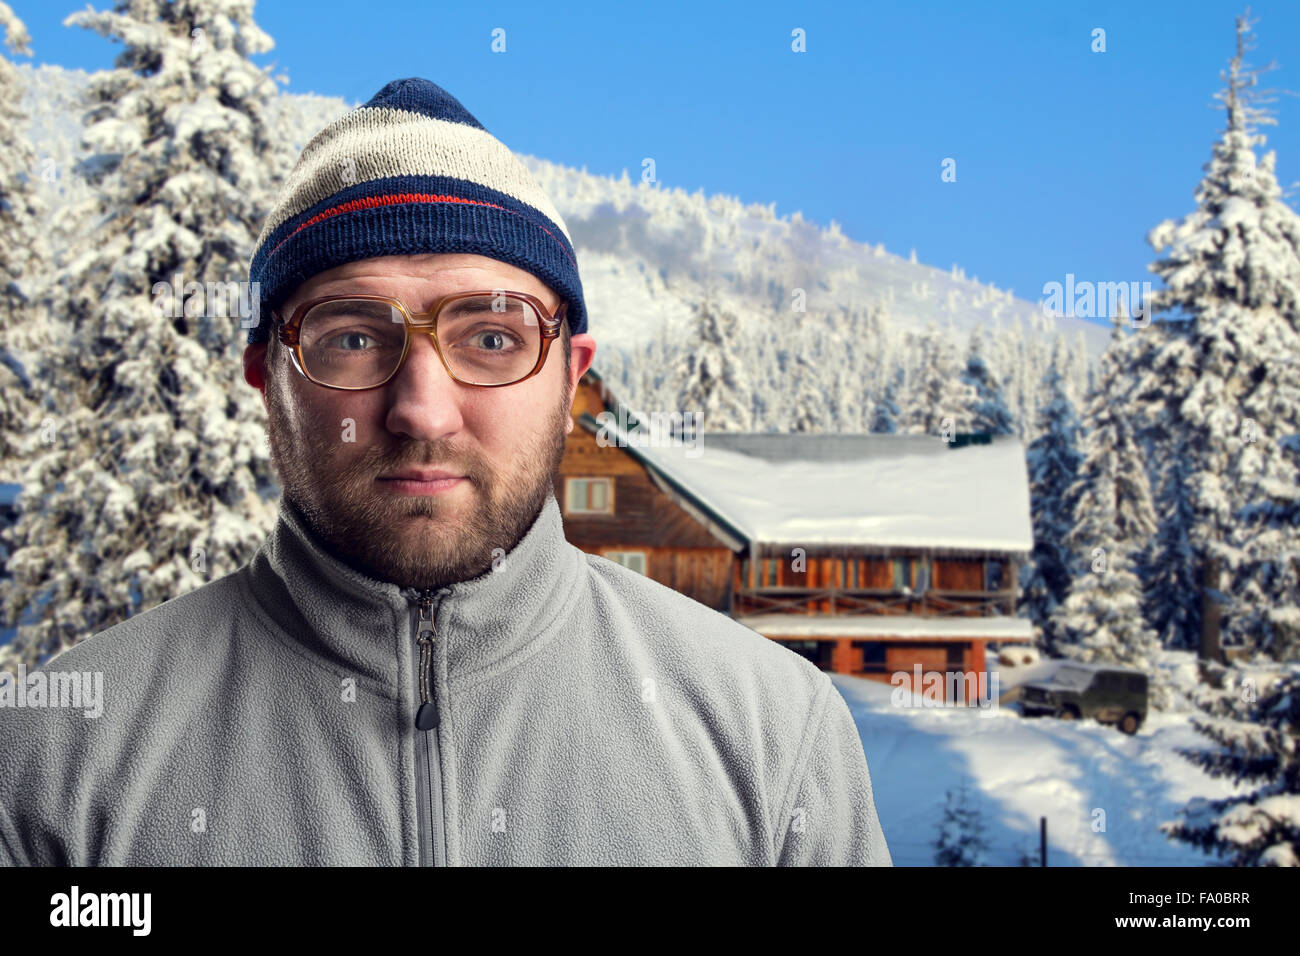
[414,590,440,731]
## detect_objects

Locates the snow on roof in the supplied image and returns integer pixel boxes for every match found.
[736,613,1034,640]
[618,430,1033,552]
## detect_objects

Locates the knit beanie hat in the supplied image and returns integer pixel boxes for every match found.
[246,77,586,344]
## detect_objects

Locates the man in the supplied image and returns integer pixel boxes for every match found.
[0,78,891,866]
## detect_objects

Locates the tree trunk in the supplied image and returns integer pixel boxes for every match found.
[1199,556,1225,665]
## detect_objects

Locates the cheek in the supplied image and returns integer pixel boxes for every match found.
[282,384,373,446]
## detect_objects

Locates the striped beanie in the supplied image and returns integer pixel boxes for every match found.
[247,77,586,344]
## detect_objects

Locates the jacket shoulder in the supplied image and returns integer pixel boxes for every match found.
[581,551,831,709]
[32,571,248,674]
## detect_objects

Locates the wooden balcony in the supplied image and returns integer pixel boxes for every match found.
[730,586,1016,618]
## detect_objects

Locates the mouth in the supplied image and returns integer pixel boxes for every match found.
[376,469,468,496]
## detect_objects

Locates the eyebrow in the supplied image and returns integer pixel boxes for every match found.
[442,298,527,315]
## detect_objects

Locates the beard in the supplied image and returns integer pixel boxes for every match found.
[264,367,571,592]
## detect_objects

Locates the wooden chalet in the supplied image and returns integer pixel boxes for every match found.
[559,370,1035,702]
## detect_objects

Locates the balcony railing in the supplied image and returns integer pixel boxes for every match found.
[731,586,1015,617]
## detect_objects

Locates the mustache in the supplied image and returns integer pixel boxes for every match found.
[356,444,484,482]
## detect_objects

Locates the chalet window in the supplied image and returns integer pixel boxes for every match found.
[985,559,1005,592]
[604,550,647,574]
[762,559,781,587]
[856,641,887,672]
[946,643,964,667]
[565,477,612,514]
[893,557,930,592]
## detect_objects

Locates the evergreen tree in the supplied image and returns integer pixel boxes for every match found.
[0,3,50,485]
[933,784,989,866]
[787,349,825,432]
[1020,339,1084,652]
[784,312,826,433]
[1051,323,1167,705]
[961,324,1017,436]
[871,366,903,434]
[1144,10,1300,659]
[1229,426,1300,661]
[674,291,752,431]
[2,0,292,670]
[1162,663,1300,866]
[908,322,974,436]
[1146,440,1204,650]
[1126,319,1203,650]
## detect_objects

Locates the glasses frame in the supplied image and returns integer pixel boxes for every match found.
[272,290,566,390]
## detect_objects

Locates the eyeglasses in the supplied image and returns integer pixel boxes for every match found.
[272,291,566,390]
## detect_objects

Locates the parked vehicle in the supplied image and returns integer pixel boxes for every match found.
[1019,661,1148,734]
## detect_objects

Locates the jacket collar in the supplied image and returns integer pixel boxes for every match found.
[243,490,582,694]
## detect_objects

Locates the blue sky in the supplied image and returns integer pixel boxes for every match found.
[11,0,1300,328]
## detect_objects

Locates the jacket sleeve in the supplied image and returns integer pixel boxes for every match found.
[0,801,28,867]
[776,678,892,866]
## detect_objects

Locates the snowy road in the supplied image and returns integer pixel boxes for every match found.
[832,670,1245,866]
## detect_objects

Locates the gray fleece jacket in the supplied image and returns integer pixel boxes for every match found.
[0,492,891,866]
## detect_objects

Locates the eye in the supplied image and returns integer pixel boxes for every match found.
[323,331,379,350]
[471,330,509,351]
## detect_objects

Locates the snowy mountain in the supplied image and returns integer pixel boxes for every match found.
[18,63,1110,363]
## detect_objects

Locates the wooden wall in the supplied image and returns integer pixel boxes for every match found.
[559,374,1021,618]
[559,376,734,610]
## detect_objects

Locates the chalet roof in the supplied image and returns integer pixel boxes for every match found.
[583,413,1033,554]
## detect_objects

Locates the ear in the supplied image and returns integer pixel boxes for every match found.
[243,341,269,394]
[568,333,596,398]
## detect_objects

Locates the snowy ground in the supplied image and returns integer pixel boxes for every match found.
[838,652,1247,866]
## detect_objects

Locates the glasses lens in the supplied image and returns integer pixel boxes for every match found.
[436,293,543,385]
[299,298,406,388]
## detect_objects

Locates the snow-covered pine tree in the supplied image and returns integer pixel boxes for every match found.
[673,290,753,432]
[1228,424,1300,661]
[1144,11,1300,660]
[1125,318,1203,651]
[0,3,50,485]
[787,349,825,432]
[1051,321,1168,705]
[1020,338,1084,653]
[1147,440,1203,651]
[861,301,891,410]
[933,784,989,866]
[1,0,293,670]
[994,318,1033,442]
[748,323,775,430]
[907,322,974,436]
[784,310,828,433]
[871,366,903,434]
[1221,293,1300,660]
[961,324,1017,436]
[1162,663,1300,866]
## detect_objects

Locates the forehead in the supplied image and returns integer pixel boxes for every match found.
[283,253,559,311]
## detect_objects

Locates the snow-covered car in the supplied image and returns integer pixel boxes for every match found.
[1019,662,1148,735]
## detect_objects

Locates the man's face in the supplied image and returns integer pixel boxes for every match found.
[245,253,596,591]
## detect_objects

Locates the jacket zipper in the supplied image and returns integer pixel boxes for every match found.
[411,587,449,867]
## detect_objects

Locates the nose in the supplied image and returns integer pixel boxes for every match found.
[382,330,468,442]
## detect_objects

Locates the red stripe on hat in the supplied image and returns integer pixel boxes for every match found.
[266,192,576,267]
